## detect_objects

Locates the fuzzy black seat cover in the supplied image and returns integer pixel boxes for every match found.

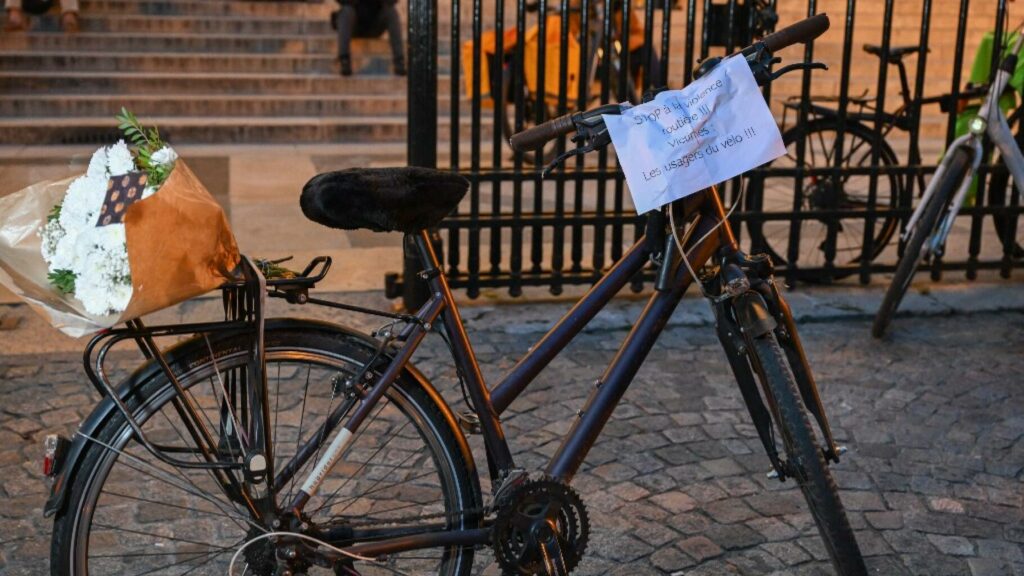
[301,167,469,234]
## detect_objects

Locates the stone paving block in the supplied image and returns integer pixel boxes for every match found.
[677,535,724,563]
[928,534,977,556]
[968,557,1010,576]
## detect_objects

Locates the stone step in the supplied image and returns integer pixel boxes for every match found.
[79,0,334,18]
[11,13,335,35]
[0,116,495,146]
[0,32,455,55]
[0,93,467,118]
[0,51,453,75]
[0,70,451,95]
[2,94,407,118]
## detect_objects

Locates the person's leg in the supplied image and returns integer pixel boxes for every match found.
[337,5,356,75]
[60,0,80,32]
[381,3,406,75]
[4,0,27,32]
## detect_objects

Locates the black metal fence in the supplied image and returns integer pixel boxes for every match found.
[400,0,1023,300]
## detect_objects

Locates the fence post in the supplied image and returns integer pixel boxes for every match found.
[401,0,439,310]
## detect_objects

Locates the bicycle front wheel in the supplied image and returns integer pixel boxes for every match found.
[746,119,903,280]
[749,332,867,576]
[872,147,971,338]
[51,324,481,576]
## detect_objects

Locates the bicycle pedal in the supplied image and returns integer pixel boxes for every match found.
[458,411,482,435]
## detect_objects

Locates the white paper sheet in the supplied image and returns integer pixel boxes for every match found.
[603,55,786,214]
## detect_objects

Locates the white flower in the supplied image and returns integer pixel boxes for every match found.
[151,146,178,167]
[59,174,108,232]
[106,140,136,176]
[86,146,109,179]
[72,224,131,315]
[39,218,64,263]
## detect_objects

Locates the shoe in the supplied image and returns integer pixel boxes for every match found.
[4,8,27,31]
[339,56,352,76]
[60,11,80,33]
[394,61,407,76]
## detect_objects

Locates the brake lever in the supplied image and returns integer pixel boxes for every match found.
[541,116,613,177]
[770,61,828,81]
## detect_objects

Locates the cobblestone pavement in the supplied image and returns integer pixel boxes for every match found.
[0,296,1022,575]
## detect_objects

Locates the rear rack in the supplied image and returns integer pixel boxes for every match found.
[78,253,417,475]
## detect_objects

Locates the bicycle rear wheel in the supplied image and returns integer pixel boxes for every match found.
[51,324,480,576]
[872,147,971,338]
[748,332,867,576]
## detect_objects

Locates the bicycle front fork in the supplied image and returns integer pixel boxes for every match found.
[711,252,843,480]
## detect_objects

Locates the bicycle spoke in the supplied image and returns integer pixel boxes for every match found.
[310,416,415,516]
[79,432,257,532]
[156,409,250,521]
[92,522,236,551]
[286,363,314,500]
[103,489,243,522]
[319,449,427,518]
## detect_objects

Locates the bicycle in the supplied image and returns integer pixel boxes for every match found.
[872,25,1024,338]
[43,15,868,576]
[745,40,1013,280]
[464,0,657,166]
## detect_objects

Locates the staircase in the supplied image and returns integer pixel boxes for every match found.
[0,0,463,148]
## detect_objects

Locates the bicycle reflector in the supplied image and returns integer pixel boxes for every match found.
[43,434,70,478]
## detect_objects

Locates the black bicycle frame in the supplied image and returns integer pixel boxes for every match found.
[76,190,832,560]
[420,197,730,484]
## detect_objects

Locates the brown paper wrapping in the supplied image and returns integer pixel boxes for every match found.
[0,160,240,337]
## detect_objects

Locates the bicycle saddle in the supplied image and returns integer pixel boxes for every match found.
[301,167,468,234]
[862,43,924,63]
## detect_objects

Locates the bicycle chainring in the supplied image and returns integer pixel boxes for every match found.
[492,478,589,576]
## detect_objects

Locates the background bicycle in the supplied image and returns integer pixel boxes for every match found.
[873,25,1024,336]
[746,39,1023,281]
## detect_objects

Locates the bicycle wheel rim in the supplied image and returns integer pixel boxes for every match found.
[66,342,472,576]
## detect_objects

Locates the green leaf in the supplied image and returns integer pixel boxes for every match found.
[47,269,76,295]
[47,203,62,223]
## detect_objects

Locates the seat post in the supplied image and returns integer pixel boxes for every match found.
[400,231,444,310]
[411,230,444,280]
[896,59,913,109]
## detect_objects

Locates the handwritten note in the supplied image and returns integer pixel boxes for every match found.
[603,55,785,214]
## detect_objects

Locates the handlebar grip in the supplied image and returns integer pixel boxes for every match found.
[509,113,576,152]
[760,13,830,53]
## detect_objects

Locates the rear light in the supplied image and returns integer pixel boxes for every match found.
[43,434,70,478]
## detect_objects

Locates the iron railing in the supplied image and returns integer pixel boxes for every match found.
[397,0,1023,303]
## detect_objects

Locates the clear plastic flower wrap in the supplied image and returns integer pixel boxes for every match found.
[0,112,240,337]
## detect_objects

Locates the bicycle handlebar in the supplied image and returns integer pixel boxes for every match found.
[509,112,577,152]
[759,13,830,53]
[508,14,831,153]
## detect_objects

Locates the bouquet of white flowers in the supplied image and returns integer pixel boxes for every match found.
[0,109,240,336]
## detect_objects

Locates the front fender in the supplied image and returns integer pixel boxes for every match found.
[44,318,477,518]
[733,291,777,339]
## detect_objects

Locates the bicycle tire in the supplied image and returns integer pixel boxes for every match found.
[749,333,867,576]
[872,147,971,338]
[51,323,481,576]
[746,118,904,281]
